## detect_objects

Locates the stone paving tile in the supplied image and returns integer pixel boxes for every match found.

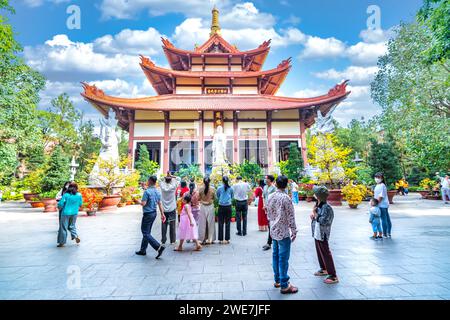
[1,195,450,300]
[223,291,270,300]
[200,281,243,293]
[397,284,450,296]
[176,293,223,300]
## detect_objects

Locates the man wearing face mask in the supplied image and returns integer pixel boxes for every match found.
[160,171,180,245]
[374,172,392,238]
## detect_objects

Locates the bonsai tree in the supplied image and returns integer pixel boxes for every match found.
[232,160,263,185]
[22,168,45,194]
[342,182,367,208]
[41,145,70,196]
[135,144,160,183]
[95,158,127,196]
[308,134,352,189]
[368,139,402,188]
[283,143,304,181]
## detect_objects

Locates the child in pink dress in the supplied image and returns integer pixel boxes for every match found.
[175,194,202,251]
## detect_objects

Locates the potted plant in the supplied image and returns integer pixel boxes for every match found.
[342,183,367,209]
[40,190,58,212]
[418,178,434,199]
[22,169,44,202]
[301,184,315,202]
[95,158,126,212]
[298,190,307,201]
[30,196,45,208]
[80,188,103,216]
[387,187,397,204]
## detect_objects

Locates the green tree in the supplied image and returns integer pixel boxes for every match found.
[368,139,402,188]
[0,142,17,183]
[41,146,70,193]
[417,0,450,65]
[177,164,204,182]
[283,143,304,181]
[233,160,263,184]
[76,120,101,180]
[118,128,129,160]
[135,144,160,183]
[334,119,378,161]
[371,21,450,176]
[0,1,45,179]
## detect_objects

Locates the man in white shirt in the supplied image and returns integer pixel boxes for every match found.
[436,173,450,204]
[232,176,251,236]
[159,172,180,245]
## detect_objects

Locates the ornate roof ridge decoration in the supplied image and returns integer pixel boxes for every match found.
[161,37,174,48]
[81,82,105,98]
[259,39,272,49]
[328,79,350,96]
[140,54,292,77]
[195,33,239,53]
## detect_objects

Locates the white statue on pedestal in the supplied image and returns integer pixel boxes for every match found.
[312,105,337,135]
[212,125,228,166]
[89,108,121,186]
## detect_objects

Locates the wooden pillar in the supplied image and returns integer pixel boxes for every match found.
[127,112,135,169]
[299,110,309,166]
[233,111,239,164]
[163,111,170,173]
[267,111,273,170]
[199,111,205,174]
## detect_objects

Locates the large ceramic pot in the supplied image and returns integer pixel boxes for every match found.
[328,190,343,206]
[99,195,121,212]
[418,191,429,199]
[42,198,58,212]
[387,190,396,204]
[30,201,45,208]
[23,193,39,202]
[349,204,359,209]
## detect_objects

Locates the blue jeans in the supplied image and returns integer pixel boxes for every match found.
[371,218,382,233]
[380,207,392,236]
[57,215,78,244]
[140,212,160,253]
[272,237,291,289]
[292,191,299,204]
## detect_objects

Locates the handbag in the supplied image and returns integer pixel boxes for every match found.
[313,220,322,241]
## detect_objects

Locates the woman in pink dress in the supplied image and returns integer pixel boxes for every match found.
[175,193,202,251]
[255,179,268,231]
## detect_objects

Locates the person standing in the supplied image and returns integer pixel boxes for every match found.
[198,177,216,245]
[436,173,450,204]
[262,175,277,251]
[159,172,179,246]
[189,181,200,223]
[232,176,251,236]
[254,179,268,231]
[311,186,339,284]
[135,176,166,259]
[174,194,202,252]
[290,179,299,205]
[176,181,190,222]
[266,175,298,294]
[374,172,392,238]
[216,176,234,244]
[56,181,71,222]
[57,183,82,247]
[0,189,3,204]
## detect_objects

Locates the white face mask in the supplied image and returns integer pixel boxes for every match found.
[375,178,382,184]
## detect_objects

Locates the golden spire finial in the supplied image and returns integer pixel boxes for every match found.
[210,5,221,37]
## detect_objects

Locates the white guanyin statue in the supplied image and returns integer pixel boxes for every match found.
[89,108,121,186]
[312,105,337,135]
[212,125,228,166]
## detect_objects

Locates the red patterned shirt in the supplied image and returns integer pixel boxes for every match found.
[266,190,297,241]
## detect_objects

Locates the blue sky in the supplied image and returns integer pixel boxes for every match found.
[7,0,423,125]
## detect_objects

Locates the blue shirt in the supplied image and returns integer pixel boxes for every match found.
[58,193,83,216]
[142,187,161,214]
[216,185,234,206]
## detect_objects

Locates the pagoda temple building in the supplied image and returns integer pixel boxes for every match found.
[81,7,351,175]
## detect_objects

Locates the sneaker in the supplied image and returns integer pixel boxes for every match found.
[155,246,165,259]
[57,244,64,248]
[383,234,389,238]
[262,244,271,251]
[236,232,242,236]
[387,234,392,238]
[377,236,383,240]
[135,251,146,256]
[370,236,377,240]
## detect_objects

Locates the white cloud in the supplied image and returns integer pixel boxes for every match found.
[293,89,324,98]
[24,34,143,82]
[93,27,165,56]
[221,2,276,29]
[313,66,378,86]
[99,0,234,20]
[21,0,68,7]
[346,41,387,66]
[299,36,346,60]
[359,28,395,44]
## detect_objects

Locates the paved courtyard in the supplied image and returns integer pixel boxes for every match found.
[0,194,450,300]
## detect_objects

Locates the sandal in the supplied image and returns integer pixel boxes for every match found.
[324,276,339,284]
[174,247,183,252]
[194,245,202,251]
[280,284,298,294]
[274,283,281,288]
[314,269,328,277]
